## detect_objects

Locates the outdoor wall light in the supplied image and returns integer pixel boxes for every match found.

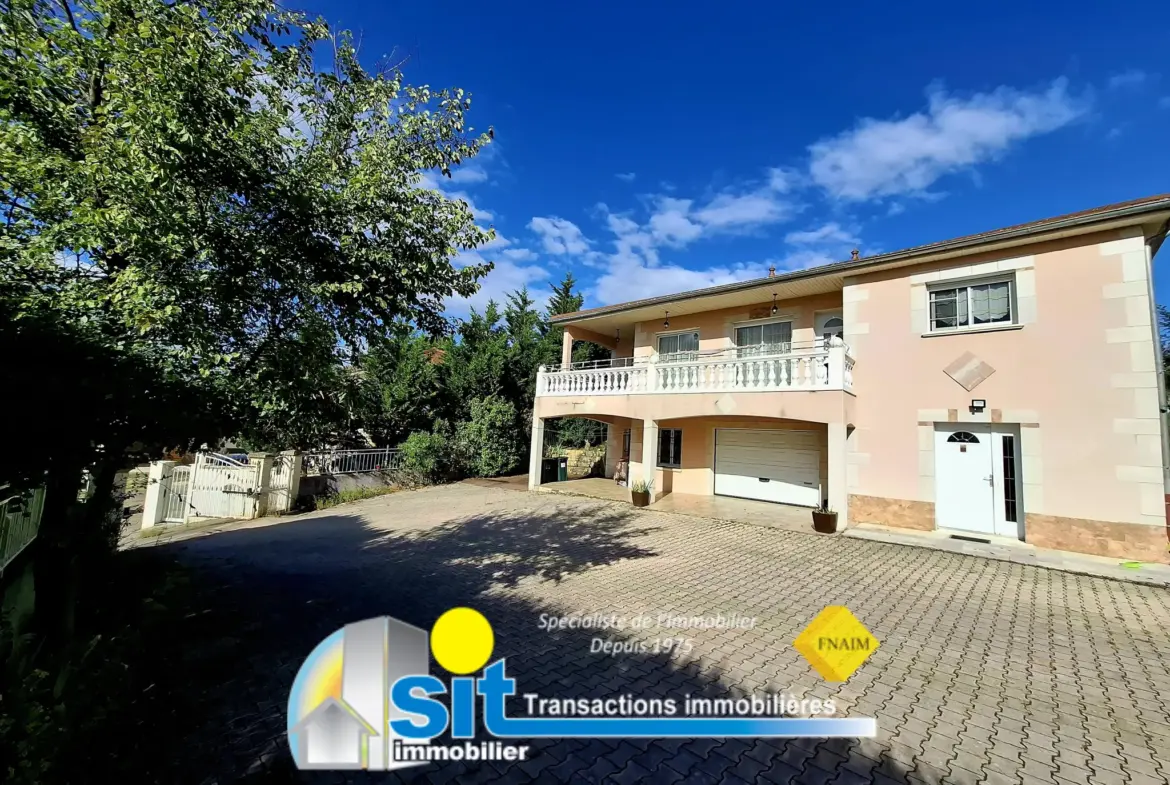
[970,399,987,414]
[615,329,620,345]
[771,293,778,315]
[663,311,670,328]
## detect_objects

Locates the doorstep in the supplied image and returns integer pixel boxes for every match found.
[844,523,1170,587]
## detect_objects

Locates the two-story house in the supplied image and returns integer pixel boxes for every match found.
[527,195,1170,564]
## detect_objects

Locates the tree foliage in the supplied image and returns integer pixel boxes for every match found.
[1,0,495,475]
[0,0,497,646]
[458,396,525,478]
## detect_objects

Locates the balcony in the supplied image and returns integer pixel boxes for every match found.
[535,338,854,397]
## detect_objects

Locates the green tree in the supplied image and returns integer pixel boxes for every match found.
[358,330,450,446]
[1159,304,1170,391]
[458,396,524,477]
[1,0,495,639]
[443,303,510,418]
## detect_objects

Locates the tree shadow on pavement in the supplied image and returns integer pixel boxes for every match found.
[130,496,931,785]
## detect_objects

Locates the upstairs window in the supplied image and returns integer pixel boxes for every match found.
[929,278,1014,333]
[735,320,792,357]
[657,331,699,361]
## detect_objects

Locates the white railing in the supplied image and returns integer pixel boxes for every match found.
[303,448,403,476]
[537,338,855,397]
[1,486,46,573]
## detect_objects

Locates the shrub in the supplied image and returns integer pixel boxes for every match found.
[457,396,524,478]
[398,419,468,483]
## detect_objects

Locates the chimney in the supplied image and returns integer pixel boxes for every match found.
[768,265,776,277]
[850,249,860,261]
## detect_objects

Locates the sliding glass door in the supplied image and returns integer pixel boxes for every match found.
[657,331,700,362]
[734,321,792,357]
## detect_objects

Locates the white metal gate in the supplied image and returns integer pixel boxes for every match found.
[186,453,260,520]
[161,465,192,523]
[268,453,294,513]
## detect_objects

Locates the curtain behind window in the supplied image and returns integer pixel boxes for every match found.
[735,322,792,356]
[970,281,1011,324]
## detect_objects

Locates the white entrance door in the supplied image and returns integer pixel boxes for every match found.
[934,425,1023,538]
[714,429,821,506]
[815,311,844,347]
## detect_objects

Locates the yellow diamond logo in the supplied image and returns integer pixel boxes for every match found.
[794,606,879,682]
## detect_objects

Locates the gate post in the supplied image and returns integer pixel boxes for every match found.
[279,449,303,514]
[249,453,275,519]
[142,461,176,529]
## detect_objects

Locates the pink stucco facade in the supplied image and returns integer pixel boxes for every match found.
[532,210,1170,563]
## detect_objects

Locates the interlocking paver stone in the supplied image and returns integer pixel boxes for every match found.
[135,483,1170,784]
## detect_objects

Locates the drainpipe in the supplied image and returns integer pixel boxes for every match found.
[1144,238,1170,493]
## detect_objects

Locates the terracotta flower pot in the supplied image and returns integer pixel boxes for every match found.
[631,490,651,508]
[812,510,838,534]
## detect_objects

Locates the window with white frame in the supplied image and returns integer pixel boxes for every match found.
[735,320,792,357]
[928,277,1014,333]
[657,331,699,360]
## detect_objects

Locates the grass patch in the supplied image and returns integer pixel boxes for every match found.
[311,485,401,510]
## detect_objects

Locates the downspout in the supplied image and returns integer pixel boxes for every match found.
[1144,231,1170,493]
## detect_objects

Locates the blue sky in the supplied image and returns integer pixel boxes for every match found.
[304,0,1170,317]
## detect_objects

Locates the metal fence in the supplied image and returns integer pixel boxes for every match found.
[1,486,46,574]
[303,448,403,476]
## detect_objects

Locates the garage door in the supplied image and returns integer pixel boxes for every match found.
[714,429,821,507]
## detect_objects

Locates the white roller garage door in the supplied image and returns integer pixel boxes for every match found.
[714,429,821,507]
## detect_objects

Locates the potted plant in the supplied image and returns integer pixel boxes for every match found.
[630,478,654,508]
[812,500,838,533]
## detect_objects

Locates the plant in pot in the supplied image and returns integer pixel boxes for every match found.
[811,500,838,533]
[630,477,654,507]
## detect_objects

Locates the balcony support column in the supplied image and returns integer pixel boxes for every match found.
[528,417,546,490]
[827,337,845,389]
[827,421,849,531]
[641,419,659,501]
[561,330,573,370]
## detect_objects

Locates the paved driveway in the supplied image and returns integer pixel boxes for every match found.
[157,483,1170,784]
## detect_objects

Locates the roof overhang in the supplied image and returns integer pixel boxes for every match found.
[554,197,1170,335]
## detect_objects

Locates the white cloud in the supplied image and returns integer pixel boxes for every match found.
[770,249,839,271]
[528,216,591,255]
[784,222,860,247]
[501,247,537,262]
[615,172,637,182]
[591,260,758,306]
[647,197,703,246]
[1108,70,1148,89]
[767,167,799,193]
[603,169,796,264]
[582,170,801,304]
[693,191,794,229]
[448,191,494,222]
[446,250,550,317]
[603,208,660,268]
[808,78,1088,201]
[447,163,489,184]
[774,222,864,272]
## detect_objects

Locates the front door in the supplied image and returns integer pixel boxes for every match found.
[814,311,844,347]
[934,424,1023,538]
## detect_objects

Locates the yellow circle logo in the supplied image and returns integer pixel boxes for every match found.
[430,607,494,674]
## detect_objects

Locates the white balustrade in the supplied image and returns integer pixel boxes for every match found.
[535,341,856,398]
